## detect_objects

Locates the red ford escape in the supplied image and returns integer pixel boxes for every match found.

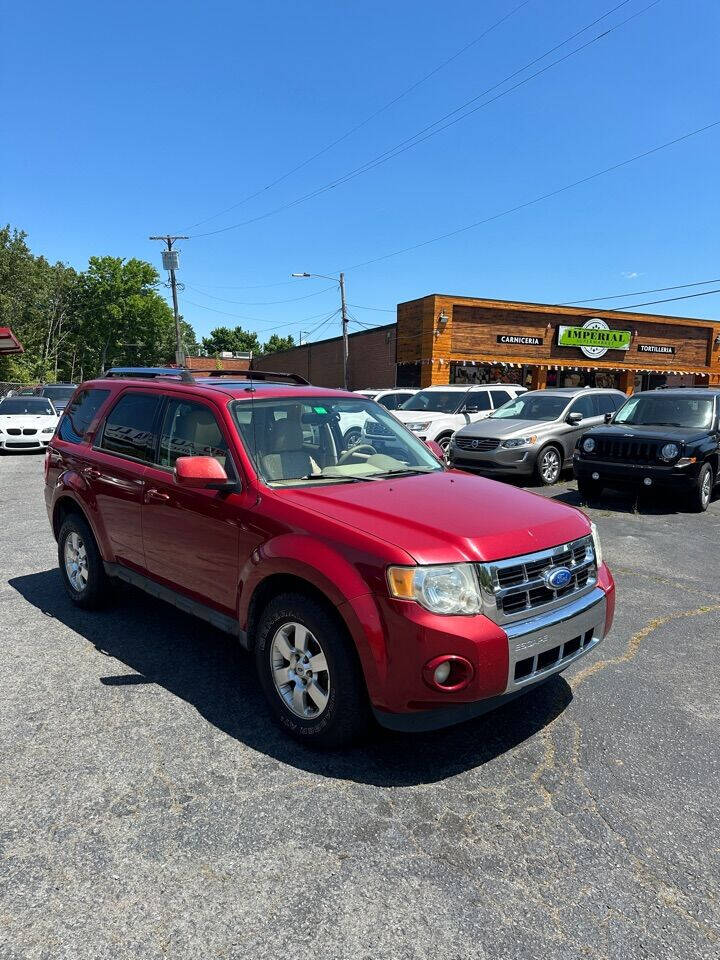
[44,368,615,746]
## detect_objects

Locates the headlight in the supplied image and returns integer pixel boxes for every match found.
[590,522,603,568]
[582,437,596,453]
[500,435,537,449]
[387,564,482,615]
[660,442,679,461]
[42,427,54,434]
[406,421,431,432]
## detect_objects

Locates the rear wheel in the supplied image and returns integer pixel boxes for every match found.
[58,514,110,609]
[254,592,371,747]
[535,445,562,486]
[688,463,713,512]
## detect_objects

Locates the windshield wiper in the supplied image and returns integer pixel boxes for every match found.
[373,467,441,478]
[295,473,380,483]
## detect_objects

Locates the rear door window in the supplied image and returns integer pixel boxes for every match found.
[463,392,491,412]
[489,389,512,408]
[596,393,619,415]
[99,392,162,463]
[58,389,110,444]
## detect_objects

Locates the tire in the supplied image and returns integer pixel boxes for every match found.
[57,513,110,609]
[436,433,453,454]
[254,592,371,748]
[687,463,713,513]
[343,427,361,448]
[577,478,603,504]
[535,445,562,486]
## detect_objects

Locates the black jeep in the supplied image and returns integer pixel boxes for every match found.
[573,388,720,512]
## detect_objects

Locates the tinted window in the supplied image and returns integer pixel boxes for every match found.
[490,389,512,408]
[379,394,400,410]
[42,386,76,402]
[58,389,110,444]
[158,399,233,473]
[569,395,597,419]
[100,393,161,462]
[463,392,491,412]
[596,393,619,415]
[0,397,55,416]
[401,390,466,413]
[490,394,569,421]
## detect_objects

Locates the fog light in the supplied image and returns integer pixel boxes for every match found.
[592,472,600,480]
[434,662,451,685]
[643,477,652,486]
[422,655,474,692]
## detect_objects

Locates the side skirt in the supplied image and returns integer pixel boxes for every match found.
[104,562,249,648]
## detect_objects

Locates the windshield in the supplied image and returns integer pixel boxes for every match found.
[230,396,443,486]
[614,394,714,428]
[0,398,55,415]
[400,390,467,413]
[41,386,75,401]
[490,394,569,421]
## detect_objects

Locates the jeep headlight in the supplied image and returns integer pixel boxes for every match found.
[500,435,537,448]
[660,442,679,461]
[590,522,603,568]
[582,436,596,453]
[406,421,431,432]
[387,564,482,615]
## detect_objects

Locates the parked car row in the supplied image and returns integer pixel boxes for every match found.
[0,395,60,451]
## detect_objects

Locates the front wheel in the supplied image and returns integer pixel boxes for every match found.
[535,446,562,486]
[254,593,371,748]
[436,433,453,454]
[688,463,713,512]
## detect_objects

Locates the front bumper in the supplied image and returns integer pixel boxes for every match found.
[0,437,50,450]
[449,444,538,475]
[574,454,700,490]
[368,575,614,732]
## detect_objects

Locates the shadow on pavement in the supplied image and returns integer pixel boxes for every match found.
[10,568,572,787]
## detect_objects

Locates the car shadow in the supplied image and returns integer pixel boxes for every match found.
[550,485,719,515]
[9,569,573,787]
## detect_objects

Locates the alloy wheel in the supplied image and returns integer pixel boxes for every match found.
[702,469,712,508]
[64,532,89,592]
[540,448,561,484]
[270,621,330,719]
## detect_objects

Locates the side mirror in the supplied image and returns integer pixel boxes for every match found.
[566,412,583,426]
[604,412,613,424]
[174,456,233,490]
[424,439,445,460]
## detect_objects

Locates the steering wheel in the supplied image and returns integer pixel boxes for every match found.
[338,442,377,465]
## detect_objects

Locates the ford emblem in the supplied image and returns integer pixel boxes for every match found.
[544,566,572,590]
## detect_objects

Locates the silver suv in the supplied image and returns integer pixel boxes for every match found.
[448,387,626,485]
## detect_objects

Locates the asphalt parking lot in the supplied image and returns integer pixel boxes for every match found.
[1,453,719,960]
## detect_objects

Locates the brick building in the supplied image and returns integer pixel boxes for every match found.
[185,353,251,374]
[252,325,396,389]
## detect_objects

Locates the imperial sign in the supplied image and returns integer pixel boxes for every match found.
[558,318,632,359]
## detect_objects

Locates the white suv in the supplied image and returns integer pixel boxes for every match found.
[393,384,527,453]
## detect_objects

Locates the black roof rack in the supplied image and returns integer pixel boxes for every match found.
[102,366,309,386]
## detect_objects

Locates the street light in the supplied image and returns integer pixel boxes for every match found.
[292,270,349,390]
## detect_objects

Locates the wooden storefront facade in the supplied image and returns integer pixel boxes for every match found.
[396,295,720,393]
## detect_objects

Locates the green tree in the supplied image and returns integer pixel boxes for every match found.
[72,256,176,375]
[201,325,260,356]
[262,333,295,354]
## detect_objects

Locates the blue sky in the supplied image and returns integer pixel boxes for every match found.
[3,0,719,345]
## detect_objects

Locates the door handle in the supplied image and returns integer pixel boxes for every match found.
[146,488,171,503]
[82,466,101,480]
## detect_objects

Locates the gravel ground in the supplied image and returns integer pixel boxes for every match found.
[1,452,719,960]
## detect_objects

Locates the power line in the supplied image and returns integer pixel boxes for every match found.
[190,0,650,239]
[611,287,720,311]
[180,0,535,232]
[347,302,395,313]
[185,283,337,306]
[183,298,340,329]
[562,277,720,305]
[338,119,720,272]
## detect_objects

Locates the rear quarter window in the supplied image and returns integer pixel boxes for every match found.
[99,392,162,462]
[58,389,110,444]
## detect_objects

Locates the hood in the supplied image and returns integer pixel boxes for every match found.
[277,470,590,565]
[586,424,709,444]
[0,414,57,428]
[394,409,456,425]
[455,417,554,440]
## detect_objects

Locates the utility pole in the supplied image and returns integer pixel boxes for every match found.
[339,271,349,391]
[149,235,189,366]
[291,270,350,389]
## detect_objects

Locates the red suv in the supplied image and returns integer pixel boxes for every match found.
[45,368,615,746]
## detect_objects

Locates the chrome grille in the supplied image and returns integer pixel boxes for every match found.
[455,436,500,451]
[477,535,597,625]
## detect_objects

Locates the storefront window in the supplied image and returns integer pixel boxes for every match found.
[451,363,526,386]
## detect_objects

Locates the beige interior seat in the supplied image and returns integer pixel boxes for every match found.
[260,407,320,481]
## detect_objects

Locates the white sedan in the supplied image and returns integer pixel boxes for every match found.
[0,396,59,451]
